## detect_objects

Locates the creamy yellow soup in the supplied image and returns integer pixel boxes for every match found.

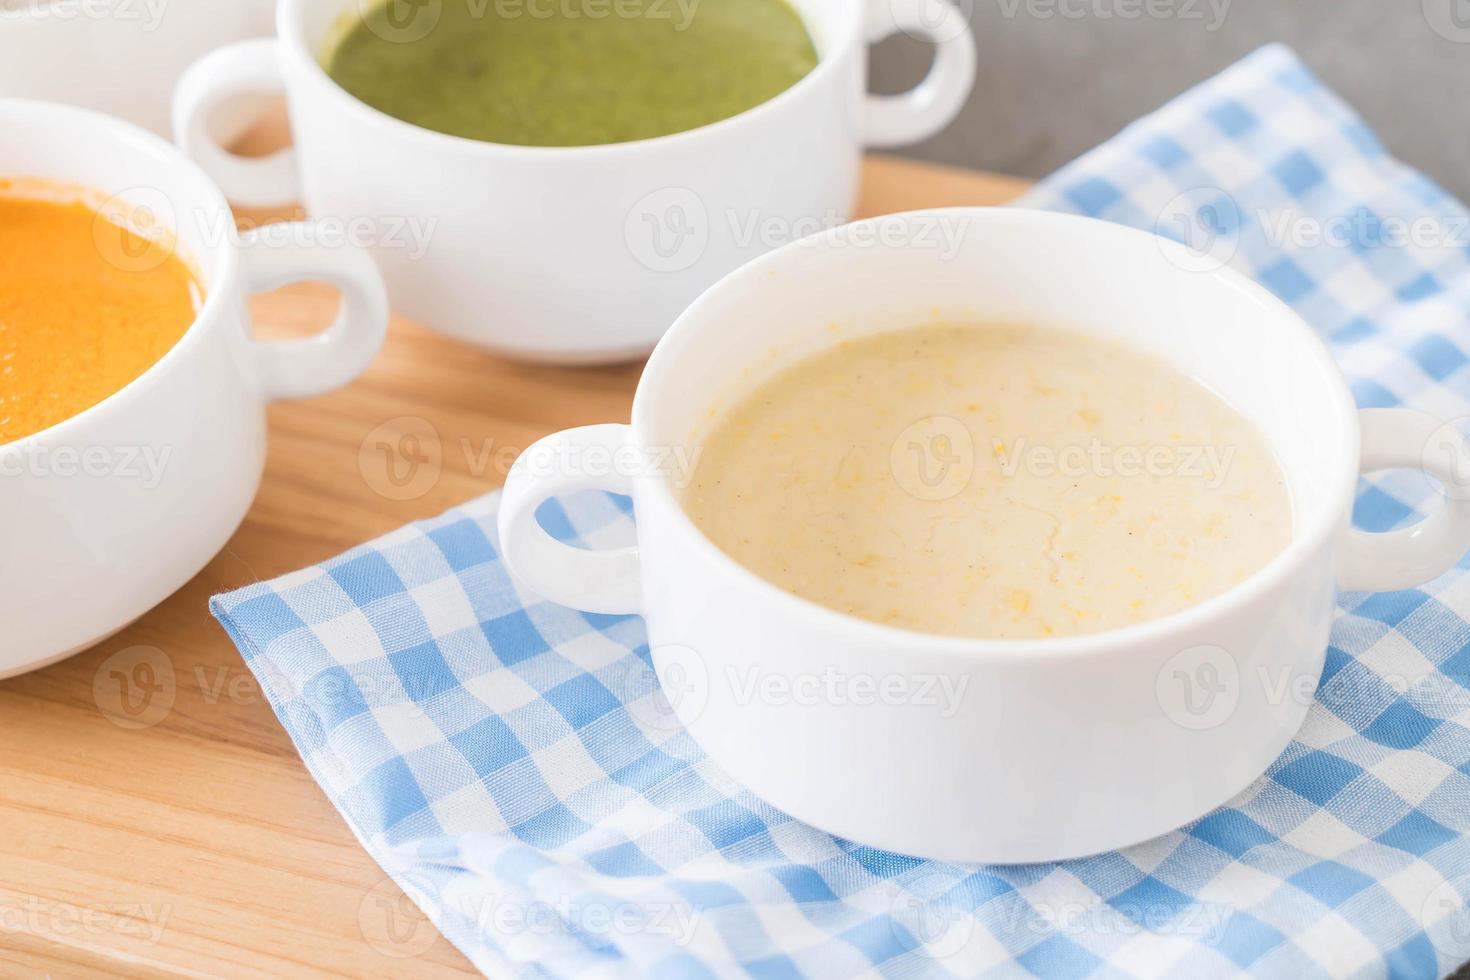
[681,324,1292,639]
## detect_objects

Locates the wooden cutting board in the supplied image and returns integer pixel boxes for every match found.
[0,148,1027,978]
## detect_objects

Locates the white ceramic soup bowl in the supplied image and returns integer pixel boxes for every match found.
[171,0,977,363]
[0,0,274,135]
[498,207,1470,863]
[0,99,388,680]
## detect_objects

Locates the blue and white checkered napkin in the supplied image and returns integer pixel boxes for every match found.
[213,44,1470,979]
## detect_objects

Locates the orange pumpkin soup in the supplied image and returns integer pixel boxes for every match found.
[0,189,200,445]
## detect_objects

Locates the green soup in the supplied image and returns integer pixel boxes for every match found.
[324,0,819,147]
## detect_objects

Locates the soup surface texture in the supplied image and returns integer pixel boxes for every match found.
[0,192,199,445]
[682,325,1292,639]
[325,0,818,146]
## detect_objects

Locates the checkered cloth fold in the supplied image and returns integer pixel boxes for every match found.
[213,45,1470,979]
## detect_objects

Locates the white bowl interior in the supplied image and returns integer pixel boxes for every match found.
[638,208,1358,538]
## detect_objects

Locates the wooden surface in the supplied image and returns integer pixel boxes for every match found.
[0,154,1028,978]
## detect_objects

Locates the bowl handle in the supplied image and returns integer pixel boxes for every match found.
[863,0,977,148]
[237,227,389,401]
[498,425,643,616]
[1340,408,1470,592]
[173,38,299,209]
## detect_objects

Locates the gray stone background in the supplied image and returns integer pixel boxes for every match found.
[870,0,1470,199]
